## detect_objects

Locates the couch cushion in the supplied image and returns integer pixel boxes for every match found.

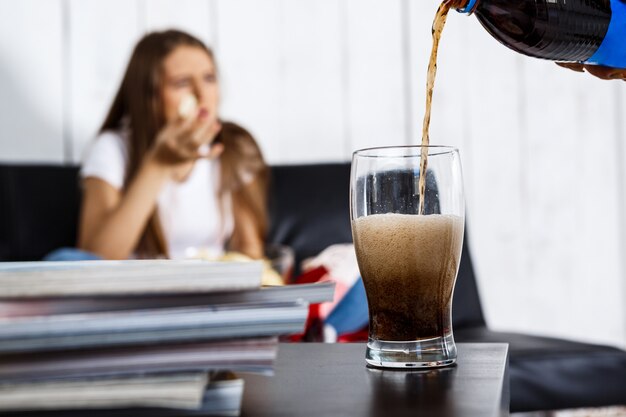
[267,164,353,272]
[455,327,626,412]
[0,164,81,261]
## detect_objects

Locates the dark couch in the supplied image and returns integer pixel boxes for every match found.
[1,162,626,413]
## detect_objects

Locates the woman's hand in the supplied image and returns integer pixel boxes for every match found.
[79,110,224,259]
[148,109,224,174]
[556,62,626,81]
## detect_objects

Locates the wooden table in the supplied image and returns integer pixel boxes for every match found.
[242,343,509,417]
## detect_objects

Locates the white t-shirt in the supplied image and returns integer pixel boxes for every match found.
[80,130,234,259]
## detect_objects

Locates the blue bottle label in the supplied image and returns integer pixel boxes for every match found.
[458,0,478,14]
[586,0,626,69]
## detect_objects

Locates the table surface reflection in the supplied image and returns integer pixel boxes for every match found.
[242,343,509,417]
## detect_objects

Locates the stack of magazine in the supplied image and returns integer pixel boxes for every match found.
[0,260,335,416]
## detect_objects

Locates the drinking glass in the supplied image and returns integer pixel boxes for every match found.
[350,146,465,368]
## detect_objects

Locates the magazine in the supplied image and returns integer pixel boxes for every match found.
[0,260,263,298]
[0,372,209,411]
[0,302,308,353]
[4,375,244,416]
[0,282,336,318]
[0,337,278,381]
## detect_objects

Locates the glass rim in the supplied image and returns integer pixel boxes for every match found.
[352,145,459,158]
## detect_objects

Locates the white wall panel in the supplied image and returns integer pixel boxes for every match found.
[620,86,626,345]
[0,0,64,162]
[144,0,214,45]
[519,60,623,345]
[214,0,284,163]
[68,0,142,162]
[277,0,346,162]
[345,0,406,153]
[456,15,529,337]
[216,0,345,164]
[518,58,580,335]
[574,78,625,346]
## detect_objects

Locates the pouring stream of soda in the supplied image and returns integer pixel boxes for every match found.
[419,0,455,215]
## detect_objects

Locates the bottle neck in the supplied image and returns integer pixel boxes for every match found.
[456,0,478,14]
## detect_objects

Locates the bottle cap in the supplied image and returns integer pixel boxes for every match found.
[457,0,477,14]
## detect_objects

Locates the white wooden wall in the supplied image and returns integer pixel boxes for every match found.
[1,0,624,348]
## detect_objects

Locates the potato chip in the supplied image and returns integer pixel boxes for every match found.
[178,94,198,119]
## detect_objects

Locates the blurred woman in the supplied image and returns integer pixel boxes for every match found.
[78,30,268,261]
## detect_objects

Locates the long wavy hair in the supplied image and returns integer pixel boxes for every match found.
[99,30,268,257]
